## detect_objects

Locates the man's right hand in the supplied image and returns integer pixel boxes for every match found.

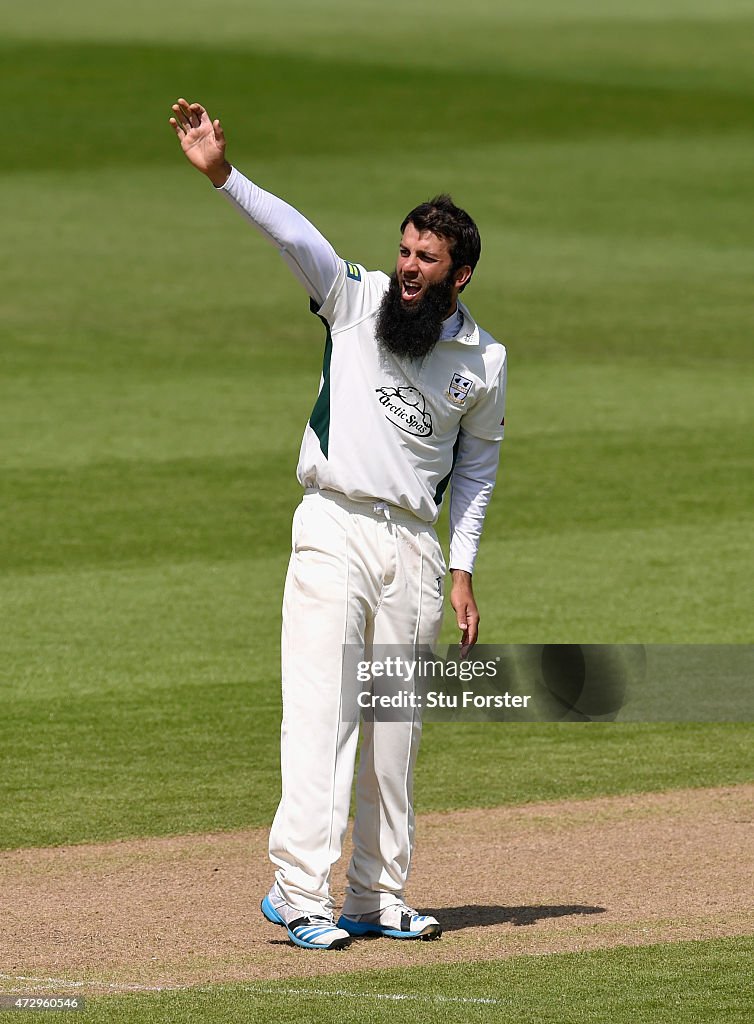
[169,98,231,187]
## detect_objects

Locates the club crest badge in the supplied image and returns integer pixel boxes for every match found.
[447,373,473,405]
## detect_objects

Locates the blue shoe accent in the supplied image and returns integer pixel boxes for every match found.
[261,894,351,950]
[287,921,351,951]
[337,913,442,941]
[336,916,377,936]
[261,895,285,926]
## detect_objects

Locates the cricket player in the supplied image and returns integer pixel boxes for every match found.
[170,99,507,951]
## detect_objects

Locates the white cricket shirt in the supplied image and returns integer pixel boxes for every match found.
[298,260,507,524]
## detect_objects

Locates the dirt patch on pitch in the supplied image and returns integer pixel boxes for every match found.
[1,785,752,994]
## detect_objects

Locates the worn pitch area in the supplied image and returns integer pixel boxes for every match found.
[1,785,751,994]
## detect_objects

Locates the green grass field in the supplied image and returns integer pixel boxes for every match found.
[1,0,752,1020]
[77,938,753,1024]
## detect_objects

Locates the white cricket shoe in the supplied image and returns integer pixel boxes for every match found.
[338,901,442,940]
[261,884,351,951]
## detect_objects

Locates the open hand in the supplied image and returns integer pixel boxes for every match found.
[169,98,230,185]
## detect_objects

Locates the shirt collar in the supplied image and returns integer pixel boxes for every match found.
[439,299,479,346]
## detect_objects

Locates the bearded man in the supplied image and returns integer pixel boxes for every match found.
[170,99,507,951]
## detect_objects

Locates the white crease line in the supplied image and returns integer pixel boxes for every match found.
[0,976,171,994]
[0,976,86,988]
[248,986,501,1005]
[0,975,501,1005]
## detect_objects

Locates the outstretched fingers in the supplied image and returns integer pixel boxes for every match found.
[170,102,188,133]
[178,98,200,126]
[168,97,226,175]
[169,98,204,134]
[189,102,208,124]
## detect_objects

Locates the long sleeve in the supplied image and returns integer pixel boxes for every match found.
[218,165,341,306]
[449,430,501,574]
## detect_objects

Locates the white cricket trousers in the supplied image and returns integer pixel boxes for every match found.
[269,487,446,918]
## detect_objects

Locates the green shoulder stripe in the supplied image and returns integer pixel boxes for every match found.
[308,300,333,458]
[433,430,462,506]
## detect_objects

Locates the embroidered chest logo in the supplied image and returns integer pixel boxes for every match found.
[447,373,473,405]
[375,386,433,437]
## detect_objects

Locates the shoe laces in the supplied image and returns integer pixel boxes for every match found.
[392,901,417,917]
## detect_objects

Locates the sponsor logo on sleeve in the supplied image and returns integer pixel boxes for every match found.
[345,261,362,282]
[375,386,433,437]
[447,373,473,405]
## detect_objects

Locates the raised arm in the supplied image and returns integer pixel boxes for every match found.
[169,98,340,306]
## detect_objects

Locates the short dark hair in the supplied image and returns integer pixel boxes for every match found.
[400,194,481,291]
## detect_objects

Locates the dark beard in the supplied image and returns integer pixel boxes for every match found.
[375,271,456,360]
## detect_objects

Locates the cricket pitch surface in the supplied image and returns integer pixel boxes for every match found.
[1,785,752,994]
